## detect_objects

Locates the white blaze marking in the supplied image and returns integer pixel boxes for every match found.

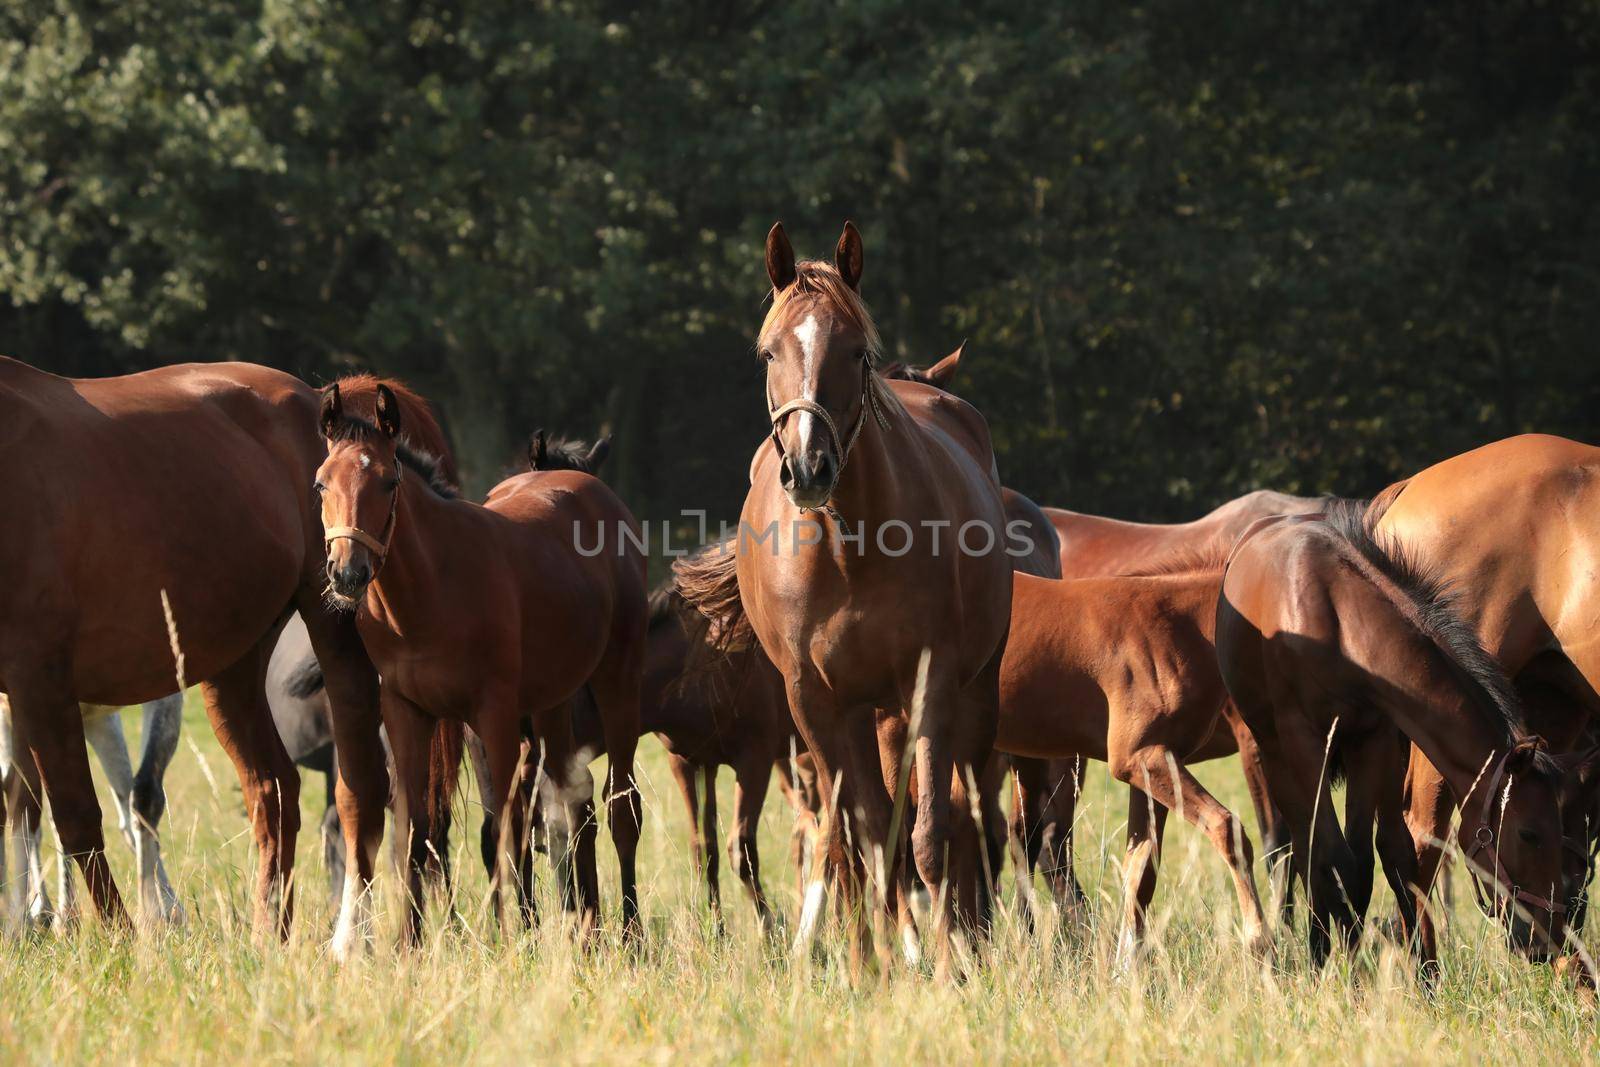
[793,313,823,452]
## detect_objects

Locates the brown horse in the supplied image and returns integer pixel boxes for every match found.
[315,380,647,939]
[996,565,1275,959]
[629,584,806,934]
[0,356,397,946]
[1370,434,1600,972]
[1217,502,1567,970]
[681,223,1013,965]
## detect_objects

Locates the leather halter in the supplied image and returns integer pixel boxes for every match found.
[766,355,891,520]
[323,483,400,576]
[1460,748,1567,922]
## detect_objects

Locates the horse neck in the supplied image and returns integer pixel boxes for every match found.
[1352,629,1510,798]
[822,382,906,534]
[364,474,450,628]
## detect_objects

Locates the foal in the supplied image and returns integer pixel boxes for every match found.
[316,381,647,939]
[997,568,1274,959]
[1217,502,1567,970]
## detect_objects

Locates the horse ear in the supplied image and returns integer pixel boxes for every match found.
[319,383,342,440]
[528,429,547,471]
[587,435,612,474]
[374,383,402,438]
[834,220,864,291]
[924,341,965,390]
[1507,734,1549,777]
[765,222,796,292]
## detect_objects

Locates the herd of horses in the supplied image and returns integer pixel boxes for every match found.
[0,221,1597,995]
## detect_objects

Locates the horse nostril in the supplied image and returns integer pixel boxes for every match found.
[813,452,835,485]
[779,457,797,489]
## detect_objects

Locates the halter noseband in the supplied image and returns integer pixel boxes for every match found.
[766,355,891,521]
[323,483,401,576]
[1461,748,1567,923]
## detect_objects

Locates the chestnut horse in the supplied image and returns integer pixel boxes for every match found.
[1217,502,1567,970]
[1370,434,1600,972]
[315,382,646,939]
[997,565,1276,960]
[0,356,396,945]
[681,223,1013,964]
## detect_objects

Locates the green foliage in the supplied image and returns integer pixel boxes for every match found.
[2,1,1597,520]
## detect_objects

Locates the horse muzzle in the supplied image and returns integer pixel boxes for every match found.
[325,558,373,604]
[779,448,837,510]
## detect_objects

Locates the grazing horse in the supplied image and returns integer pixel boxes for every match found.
[1368,434,1600,975]
[1,693,183,927]
[315,382,646,939]
[1217,501,1567,970]
[996,566,1276,960]
[0,356,394,944]
[681,223,1013,965]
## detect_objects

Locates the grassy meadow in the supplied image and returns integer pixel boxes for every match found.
[0,690,1593,1065]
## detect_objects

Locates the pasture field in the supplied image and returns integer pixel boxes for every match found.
[0,691,1593,1066]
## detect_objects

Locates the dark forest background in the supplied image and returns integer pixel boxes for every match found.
[2,1,1597,531]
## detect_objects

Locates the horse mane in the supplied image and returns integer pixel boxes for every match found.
[331,374,459,487]
[672,536,754,654]
[881,361,936,385]
[322,414,460,500]
[761,260,883,362]
[1319,497,1555,776]
[529,431,611,477]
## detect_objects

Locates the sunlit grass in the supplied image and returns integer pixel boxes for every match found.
[0,690,1593,1065]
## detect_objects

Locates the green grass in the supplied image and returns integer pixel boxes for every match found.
[0,690,1593,1065]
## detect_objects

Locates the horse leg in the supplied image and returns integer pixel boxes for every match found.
[474,703,534,933]
[729,754,777,936]
[131,694,184,923]
[0,710,51,929]
[1115,785,1168,967]
[700,764,723,924]
[1107,739,1271,959]
[530,701,599,939]
[82,708,137,922]
[297,606,385,958]
[382,692,435,946]
[666,753,715,924]
[587,649,643,939]
[1401,745,1454,980]
[319,767,345,911]
[1336,738,1387,951]
[199,628,298,940]
[7,674,128,927]
[1372,742,1429,974]
[1230,708,1293,925]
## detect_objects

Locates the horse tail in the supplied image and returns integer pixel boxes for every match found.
[672,536,754,656]
[426,718,466,869]
[283,656,325,700]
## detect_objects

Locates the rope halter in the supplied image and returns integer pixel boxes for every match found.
[1460,747,1567,924]
[766,355,891,524]
[323,481,401,578]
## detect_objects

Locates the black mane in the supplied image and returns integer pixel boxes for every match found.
[1320,497,1552,773]
[324,416,458,499]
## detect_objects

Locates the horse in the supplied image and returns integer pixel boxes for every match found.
[315,381,646,940]
[1,693,183,927]
[679,223,1014,968]
[0,355,403,946]
[883,348,1304,922]
[995,561,1277,960]
[1216,501,1568,971]
[1367,434,1600,976]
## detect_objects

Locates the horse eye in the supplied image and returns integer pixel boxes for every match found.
[761,349,775,363]
[1518,828,1539,845]
[313,481,326,495]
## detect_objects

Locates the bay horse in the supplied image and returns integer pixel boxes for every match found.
[1,692,183,927]
[680,223,1013,966]
[996,564,1276,960]
[0,356,398,946]
[1217,501,1567,971]
[1369,434,1600,975]
[315,382,646,939]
